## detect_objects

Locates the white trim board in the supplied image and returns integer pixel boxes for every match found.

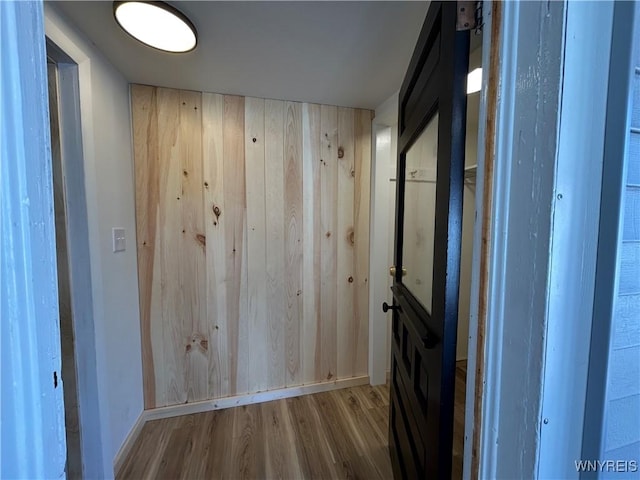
[0,1,67,477]
[113,376,370,474]
[145,376,370,422]
[472,1,613,478]
[538,2,614,477]
[582,1,637,467]
[475,1,569,478]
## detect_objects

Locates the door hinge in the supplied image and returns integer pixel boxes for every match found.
[457,1,481,31]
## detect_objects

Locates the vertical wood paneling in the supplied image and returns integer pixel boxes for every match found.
[132,84,163,408]
[320,105,338,381]
[302,103,322,383]
[150,213,166,406]
[179,90,207,403]
[202,92,228,398]
[354,109,372,375]
[223,95,249,395]
[337,107,356,378]
[157,87,187,405]
[132,85,372,408]
[245,97,268,392]
[265,99,286,390]
[284,101,303,386]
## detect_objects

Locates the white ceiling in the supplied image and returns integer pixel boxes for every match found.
[53,1,431,110]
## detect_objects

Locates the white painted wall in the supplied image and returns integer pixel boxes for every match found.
[370,92,398,383]
[44,4,143,474]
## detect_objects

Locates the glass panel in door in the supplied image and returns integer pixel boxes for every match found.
[401,112,438,313]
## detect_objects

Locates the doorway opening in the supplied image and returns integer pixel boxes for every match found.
[372,16,485,480]
[47,54,82,480]
[46,38,102,479]
[453,26,483,479]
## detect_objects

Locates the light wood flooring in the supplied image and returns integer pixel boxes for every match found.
[118,363,467,480]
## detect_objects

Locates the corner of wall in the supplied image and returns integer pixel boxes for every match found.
[374,91,399,128]
[369,91,399,384]
[43,3,144,475]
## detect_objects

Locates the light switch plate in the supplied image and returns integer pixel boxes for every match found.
[112,227,126,253]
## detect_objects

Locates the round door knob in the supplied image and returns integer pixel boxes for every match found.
[389,266,407,277]
[382,302,400,313]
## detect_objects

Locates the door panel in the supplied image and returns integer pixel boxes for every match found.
[388,1,470,478]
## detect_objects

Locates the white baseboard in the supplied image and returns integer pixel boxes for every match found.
[113,410,147,476]
[144,375,370,422]
[112,376,370,474]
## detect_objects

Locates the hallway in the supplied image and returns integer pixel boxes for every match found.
[117,363,467,479]
[117,383,393,479]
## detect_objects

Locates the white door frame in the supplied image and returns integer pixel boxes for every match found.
[582,0,638,467]
[0,1,67,477]
[46,38,107,479]
[464,1,615,478]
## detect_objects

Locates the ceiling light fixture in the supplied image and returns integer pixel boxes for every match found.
[113,1,197,53]
[467,68,482,95]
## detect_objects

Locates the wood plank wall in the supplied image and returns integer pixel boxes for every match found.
[131,84,372,409]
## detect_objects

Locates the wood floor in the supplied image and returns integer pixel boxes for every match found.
[118,363,467,480]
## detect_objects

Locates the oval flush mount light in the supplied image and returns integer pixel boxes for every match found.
[113,1,197,53]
